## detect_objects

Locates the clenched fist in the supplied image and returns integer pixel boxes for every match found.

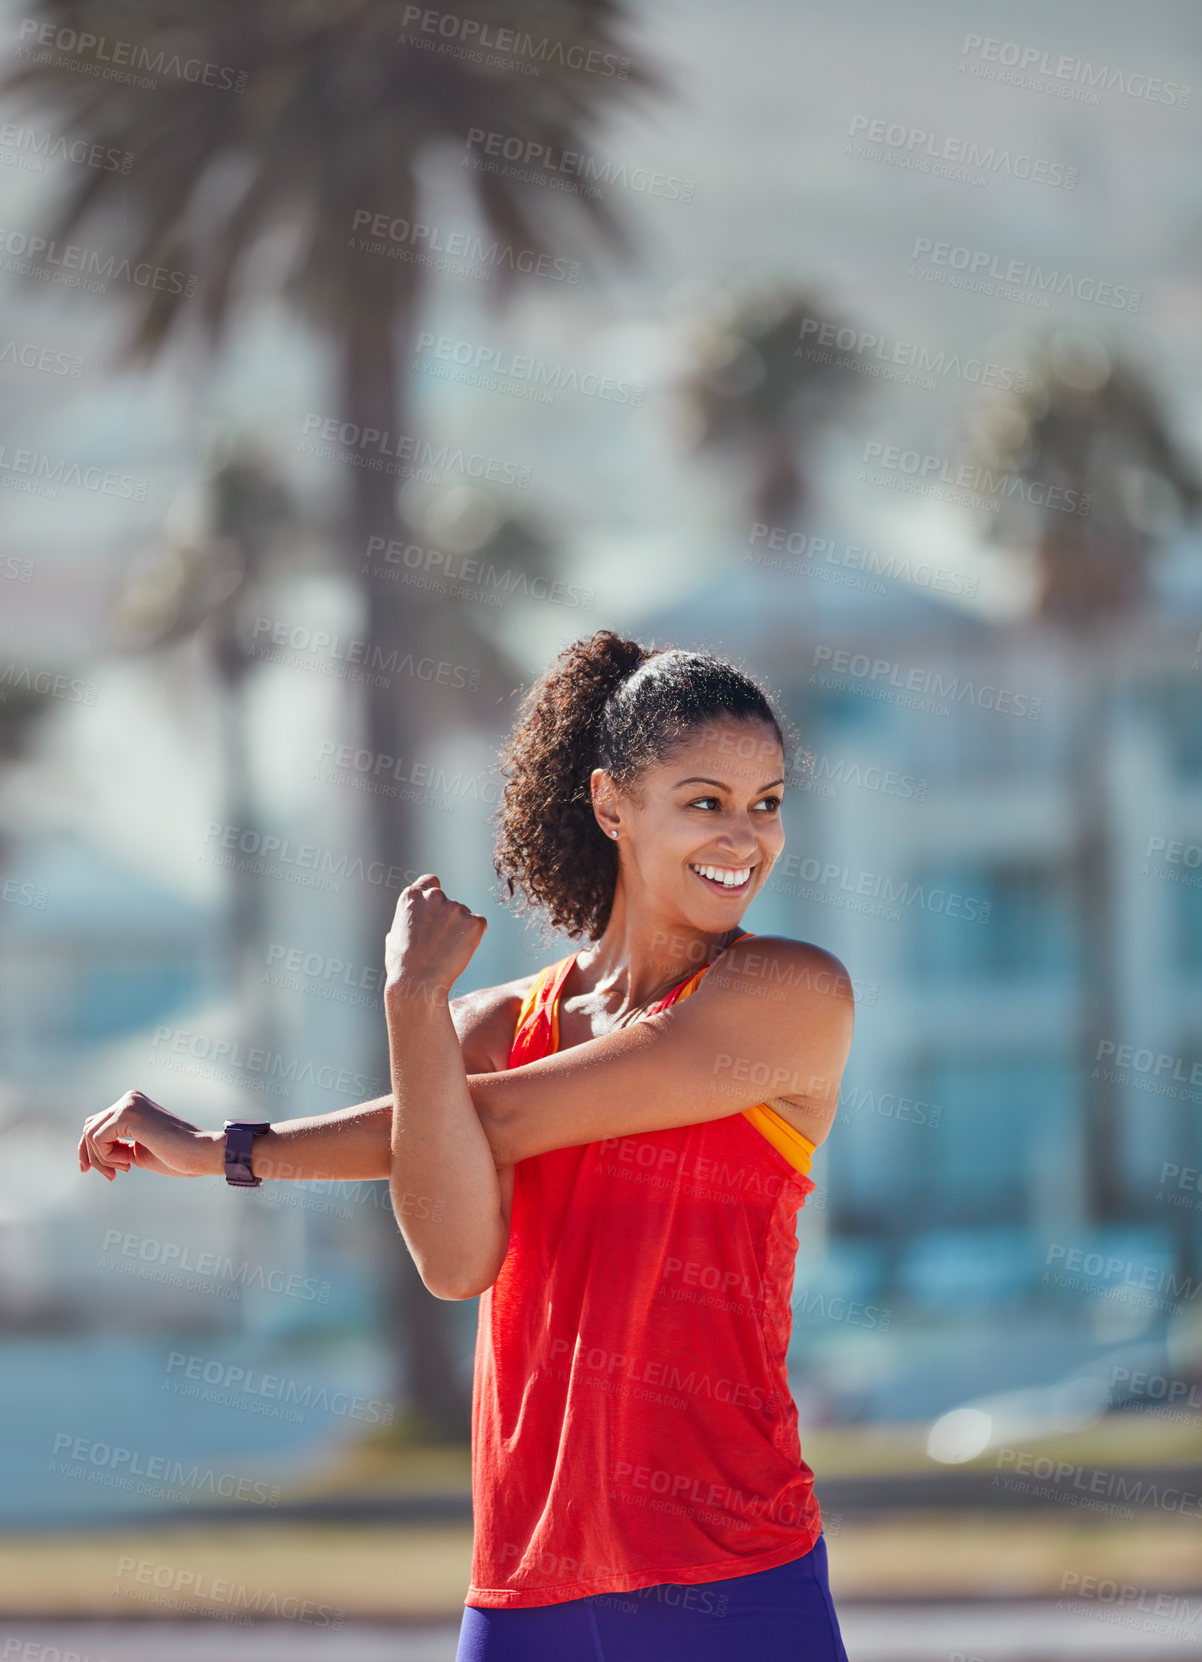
[385,873,486,1001]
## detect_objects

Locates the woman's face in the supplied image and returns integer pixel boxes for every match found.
[593,716,787,934]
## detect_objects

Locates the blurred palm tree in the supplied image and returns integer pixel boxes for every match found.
[963,328,1202,1233]
[0,688,55,763]
[113,433,299,1030]
[679,281,872,531]
[5,0,658,1440]
[966,330,1202,625]
[0,687,57,873]
[411,483,560,643]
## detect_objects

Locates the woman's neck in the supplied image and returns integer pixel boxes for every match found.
[573,885,745,1013]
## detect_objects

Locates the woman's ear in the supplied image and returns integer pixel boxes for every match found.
[590,767,622,842]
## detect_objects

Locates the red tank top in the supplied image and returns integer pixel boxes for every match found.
[466,934,823,1609]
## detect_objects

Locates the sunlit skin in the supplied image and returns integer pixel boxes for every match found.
[76,711,855,1302]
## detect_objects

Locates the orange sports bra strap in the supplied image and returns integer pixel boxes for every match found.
[513,954,576,1045]
[513,965,552,1034]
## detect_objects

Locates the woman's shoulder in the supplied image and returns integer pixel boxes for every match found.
[703,935,856,1140]
[709,933,856,1010]
[449,965,549,1073]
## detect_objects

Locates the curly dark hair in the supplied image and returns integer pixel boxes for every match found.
[492,630,801,940]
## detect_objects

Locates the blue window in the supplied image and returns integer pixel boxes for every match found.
[1157,679,1202,778]
[900,1054,1075,1226]
[910,861,1075,981]
[1172,874,1202,973]
[908,699,1062,782]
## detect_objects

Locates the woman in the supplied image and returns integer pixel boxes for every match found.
[79,630,856,1660]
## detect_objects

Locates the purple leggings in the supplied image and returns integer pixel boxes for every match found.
[455,1535,849,1661]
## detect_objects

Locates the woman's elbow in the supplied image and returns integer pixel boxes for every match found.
[413,1238,506,1301]
[422,1263,500,1301]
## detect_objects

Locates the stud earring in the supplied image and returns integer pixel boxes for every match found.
[611,830,618,839]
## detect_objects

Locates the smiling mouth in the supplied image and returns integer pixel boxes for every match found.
[689,862,755,895]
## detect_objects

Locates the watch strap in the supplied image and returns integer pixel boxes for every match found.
[222,1120,271,1187]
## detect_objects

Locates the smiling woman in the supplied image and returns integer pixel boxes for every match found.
[77,629,855,1662]
[491,631,794,941]
[441,632,855,1658]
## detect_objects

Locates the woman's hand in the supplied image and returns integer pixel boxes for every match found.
[78,1089,223,1181]
[385,873,487,1002]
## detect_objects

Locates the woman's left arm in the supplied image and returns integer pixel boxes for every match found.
[385,875,515,1301]
[467,936,855,1167]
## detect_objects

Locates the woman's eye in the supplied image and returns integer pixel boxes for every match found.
[687,794,781,812]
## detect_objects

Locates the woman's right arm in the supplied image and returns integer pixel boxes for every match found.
[78,1091,394,1184]
[78,978,530,1186]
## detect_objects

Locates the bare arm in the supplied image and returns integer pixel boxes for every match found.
[382,875,523,1302]
[385,991,505,1300]
[468,936,855,1167]
[240,1097,392,1181]
[78,980,528,1190]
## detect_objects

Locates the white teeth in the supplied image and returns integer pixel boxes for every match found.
[691,864,752,887]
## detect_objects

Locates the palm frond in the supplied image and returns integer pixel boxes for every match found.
[3,0,662,358]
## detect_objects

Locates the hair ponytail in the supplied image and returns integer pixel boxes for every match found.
[493,631,648,940]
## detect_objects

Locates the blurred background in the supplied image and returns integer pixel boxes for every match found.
[1,0,1201,1656]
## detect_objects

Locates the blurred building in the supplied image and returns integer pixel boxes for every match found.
[649,528,1202,1419]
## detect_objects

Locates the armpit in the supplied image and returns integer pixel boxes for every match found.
[451,978,534,1074]
[759,1093,837,1151]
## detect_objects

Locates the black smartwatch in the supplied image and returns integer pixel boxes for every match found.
[222,1120,271,1187]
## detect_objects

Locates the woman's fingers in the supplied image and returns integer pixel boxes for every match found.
[79,1090,215,1180]
[80,1092,161,1179]
[80,1111,111,1175]
[389,873,442,933]
[83,1107,132,1178]
[384,873,487,997]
